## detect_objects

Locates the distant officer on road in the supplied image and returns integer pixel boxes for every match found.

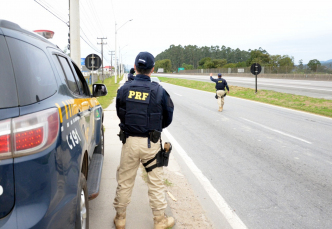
[127,67,135,81]
[114,52,175,229]
[210,73,229,111]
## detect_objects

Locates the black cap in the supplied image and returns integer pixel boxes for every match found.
[130,68,135,74]
[135,52,155,69]
[218,73,222,77]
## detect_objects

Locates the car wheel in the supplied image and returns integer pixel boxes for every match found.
[75,173,89,229]
[95,126,104,156]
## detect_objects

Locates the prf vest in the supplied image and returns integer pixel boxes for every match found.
[215,78,227,90]
[119,80,163,136]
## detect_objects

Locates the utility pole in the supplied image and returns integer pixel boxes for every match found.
[69,0,81,69]
[108,51,115,77]
[115,22,117,83]
[97,37,107,83]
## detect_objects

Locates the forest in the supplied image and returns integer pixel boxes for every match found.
[154,45,326,73]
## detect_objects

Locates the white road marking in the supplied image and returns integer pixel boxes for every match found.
[61,126,64,132]
[240,117,312,144]
[173,92,183,96]
[227,80,332,92]
[164,129,248,229]
[165,83,332,120]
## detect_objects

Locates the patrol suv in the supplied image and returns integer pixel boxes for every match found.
[0,20,107,228]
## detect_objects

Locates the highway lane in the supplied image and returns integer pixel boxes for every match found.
[161,82,332,229]
[155,73,332,100]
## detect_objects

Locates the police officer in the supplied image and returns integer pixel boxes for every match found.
[210,73,230,111]
[127,67,135,81]
[113,52,175,229]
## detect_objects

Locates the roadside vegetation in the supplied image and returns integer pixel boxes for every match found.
[90,75,124,109]
[154,45,332,74]
[156,76,332,118]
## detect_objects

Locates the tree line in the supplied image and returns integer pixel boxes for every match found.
[155,44,326,73]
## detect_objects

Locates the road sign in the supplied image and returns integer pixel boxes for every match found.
[81,58,85,66]
[250,63,262,75]
[85,54,102,70]
[178,67,185,72]
[250,63,262,93]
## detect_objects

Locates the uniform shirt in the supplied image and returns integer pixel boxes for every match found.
[116,74,174,135]
[210,76,229,91]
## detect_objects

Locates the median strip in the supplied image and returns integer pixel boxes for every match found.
[157,76,332,118]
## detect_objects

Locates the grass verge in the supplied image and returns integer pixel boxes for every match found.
[90,75,124,109]
[156,76,332,118]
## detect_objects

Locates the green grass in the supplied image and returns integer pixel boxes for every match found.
[156,76,332,118]
[91,75,124,109]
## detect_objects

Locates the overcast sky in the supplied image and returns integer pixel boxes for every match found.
[1,0,332,68]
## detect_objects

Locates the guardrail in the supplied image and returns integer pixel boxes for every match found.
[176,69,332,81]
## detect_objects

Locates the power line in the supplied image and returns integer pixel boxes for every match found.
[40,0,68,21]
[34,0,68,26]
[34,0,109,62]
[86,0,105,37]
[80,1,101,37]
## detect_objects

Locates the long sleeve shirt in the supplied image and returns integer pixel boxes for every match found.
[210,76,229,91]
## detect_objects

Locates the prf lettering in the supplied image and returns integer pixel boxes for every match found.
[218,81,222,83]
[128,90,149,100]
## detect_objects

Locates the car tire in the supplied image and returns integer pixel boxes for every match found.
[75,173,89,229]
[95,125,104,156]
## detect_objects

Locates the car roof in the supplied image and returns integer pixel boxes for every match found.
[0,20,59,48]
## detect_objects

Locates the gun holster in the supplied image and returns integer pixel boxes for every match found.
[215,91,227,99]
[149,130,161,143]
[117,129,126,144]
[143,141,172,173]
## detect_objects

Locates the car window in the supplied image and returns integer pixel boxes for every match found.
[6,37,57,106]
[71,62,91,96]
[57,56,79,94]
[0,35,18,108]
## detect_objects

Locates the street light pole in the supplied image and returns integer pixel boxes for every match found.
[114,19,133,84]
[115,22,117,83]
[119,45,128,76]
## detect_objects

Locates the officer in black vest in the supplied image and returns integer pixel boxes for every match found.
[210,73,230,111]
[127,67,135,81]
[113,52,175,229]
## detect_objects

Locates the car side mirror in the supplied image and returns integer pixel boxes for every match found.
[92,84,107,97]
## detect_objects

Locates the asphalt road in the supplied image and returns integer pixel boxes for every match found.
[161,82,332,229]
[154,73,332,100]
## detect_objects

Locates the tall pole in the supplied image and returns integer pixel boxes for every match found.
[69,0,81,69]
[97,37,107,83]
[115,22,117,83]
[114,19,133,83]
[119,45,121,76]
[109,51,115,77]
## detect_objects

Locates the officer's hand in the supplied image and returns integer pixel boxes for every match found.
[228,91,230,94]
[210,73,213,77]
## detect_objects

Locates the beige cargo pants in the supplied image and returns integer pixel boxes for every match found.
[113,136,167,212]
[217,90,226,108]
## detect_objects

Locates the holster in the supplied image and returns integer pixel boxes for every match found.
[149,130,161,143]
[143,141,172,173]
[215,91,226,99]
[117,129,126,144]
